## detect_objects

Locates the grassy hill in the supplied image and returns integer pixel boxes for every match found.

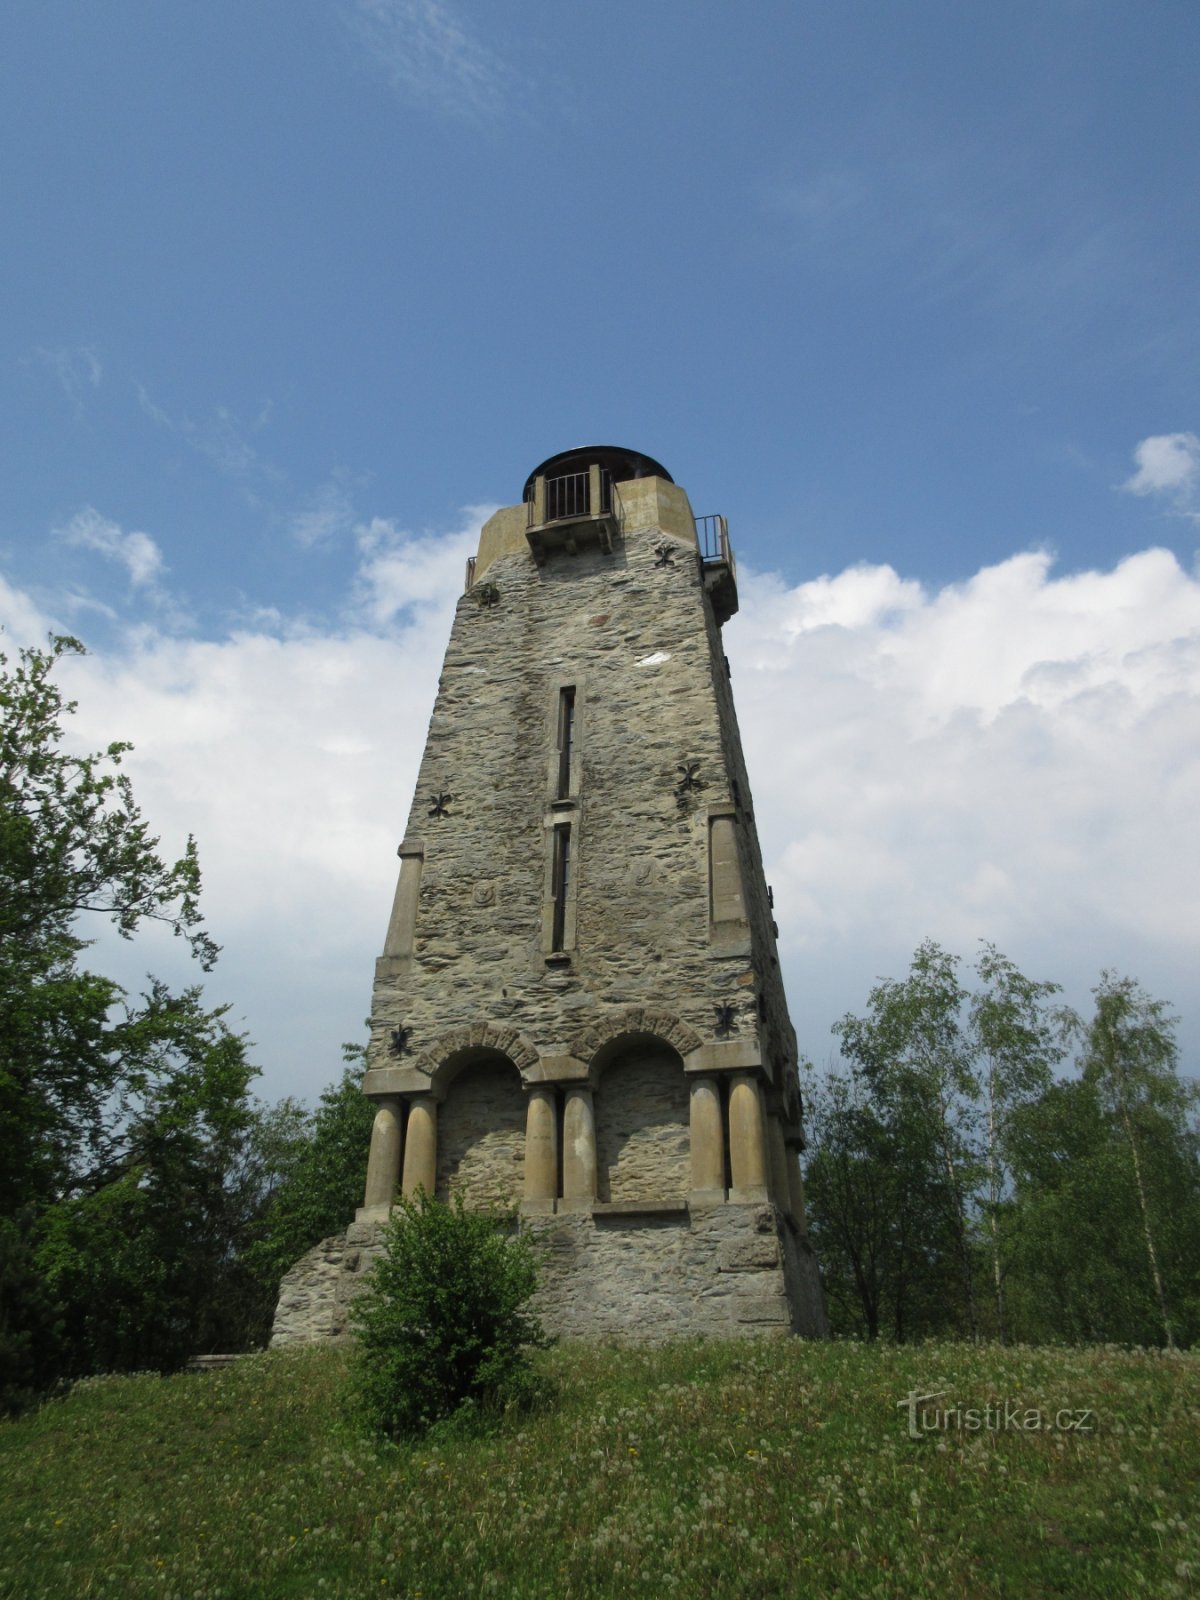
[1,1339,1197,1599]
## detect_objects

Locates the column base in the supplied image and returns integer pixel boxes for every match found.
[355,1203,392,1223]
[688,1187,728,1209]
[520,1197,558,1216]
[728,1185,770,1205]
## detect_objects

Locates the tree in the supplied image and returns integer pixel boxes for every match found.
[1088,972,1196,1350]
[811,940,1080,1343]
[348,1191,547,1439]
[969,944,1071,1342]
[234,1057,376,1346]
[0,635,219,1213]
[0,635,258,1389]
[802,1058,958,1340]
[834,941,983,1338]
[249,1055,375,1285]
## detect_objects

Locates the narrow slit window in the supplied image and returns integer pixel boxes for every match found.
[551,825,572,951]
[556,687,576,798]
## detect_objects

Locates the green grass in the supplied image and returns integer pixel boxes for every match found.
[1,1340,1197,1599]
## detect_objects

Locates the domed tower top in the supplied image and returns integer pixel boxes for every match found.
[472,444,735,622]
[521,445,674,500]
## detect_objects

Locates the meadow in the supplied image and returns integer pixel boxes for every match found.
[1,1339,1196,1600]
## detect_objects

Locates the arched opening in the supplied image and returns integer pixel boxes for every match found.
[592,1032,689,1204]
[435,1048,525,1211]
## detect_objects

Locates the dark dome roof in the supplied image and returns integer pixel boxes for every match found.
[522,446,673,498]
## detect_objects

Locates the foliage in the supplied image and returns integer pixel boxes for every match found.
[247,1056,375,1286]
[1008,975,1200,1349]
[0,635,262,1393]
[0,635,222,1212]
[34,984,258,1375]
[801,1060,958,1341]
[809,942,1198,1349]
[832,940,986,1338]
[0,1209,63,1415]
[348,1190,547,1439]
[1,1339,1198,1600]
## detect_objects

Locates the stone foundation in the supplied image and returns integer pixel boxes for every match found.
[269,1203,827,1348]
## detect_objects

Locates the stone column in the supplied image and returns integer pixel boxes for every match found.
[727,1072,769,1201]
[523,1086,558,1212]
[787,1146,810,1234]
[401,1095,438,1198]
[689,1075,726,1203]
[767,1113,793,1213]
[561,1085,597,1209]
[360,1096,403,1215]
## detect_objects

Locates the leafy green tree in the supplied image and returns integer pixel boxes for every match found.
[0,635,263,1388]
[802,1058,958,1340]
[1005,1074,1142,1343]
[348,1191,548,1439]
[228,1058,375,1347]
[834,940,983,1337]
[0,635,218,1214]
[969,944,1071,1342]
[249,1056,375,1284]
[0,1207,64,1412]
[1080,975,1198,1348]
[34,982,257,1373]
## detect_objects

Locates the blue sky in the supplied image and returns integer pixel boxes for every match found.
[2,1,1198,1104]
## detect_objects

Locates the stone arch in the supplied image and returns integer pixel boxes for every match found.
[567,1007,703,1068]
[589,1029,690,1205]
[410,1021,540,1088]
[433,1044,526,1211]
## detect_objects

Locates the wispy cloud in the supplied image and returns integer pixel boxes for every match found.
[34,344,102,416]
[290,478,357,548]
[758,110,1147,349]
[135,384,285,504]
[347,0,514,118]
[55,506,165,589]
[1121,432,1200,520]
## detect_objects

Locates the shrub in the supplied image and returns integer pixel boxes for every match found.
[347,1190,548,1438]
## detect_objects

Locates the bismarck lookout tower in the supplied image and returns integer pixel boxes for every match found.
[273,447,827,1342]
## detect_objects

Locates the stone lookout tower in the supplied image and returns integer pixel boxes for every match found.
[273,447,826,1342]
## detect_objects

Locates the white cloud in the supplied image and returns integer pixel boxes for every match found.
[55,506,165,589]
[1122,432,1200,515]
[35,344,101,414]
[730,548,1200,1057]
[351,508,490,624]
[3,526,1197,1103]
[348,0,514,118]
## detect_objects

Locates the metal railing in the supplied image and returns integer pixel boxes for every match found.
[527,469,619,526]
[695,513,735,576]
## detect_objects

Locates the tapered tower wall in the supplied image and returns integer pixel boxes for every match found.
[271,452,826,1346]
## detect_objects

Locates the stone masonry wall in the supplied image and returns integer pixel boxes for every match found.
[270,1205,827,1348]
[594,1047,690,1204]
[436,1060,526,1210]
[367,508,797,1105]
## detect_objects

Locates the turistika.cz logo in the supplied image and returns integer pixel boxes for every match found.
[897,1390,1095,1440]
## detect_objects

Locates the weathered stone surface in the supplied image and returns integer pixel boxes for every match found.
[594,1047,689,1204]
[271,457,828,1349]
[366,508,798,1116]
[437,1059,526,1210]
[270,1201,829,1347]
